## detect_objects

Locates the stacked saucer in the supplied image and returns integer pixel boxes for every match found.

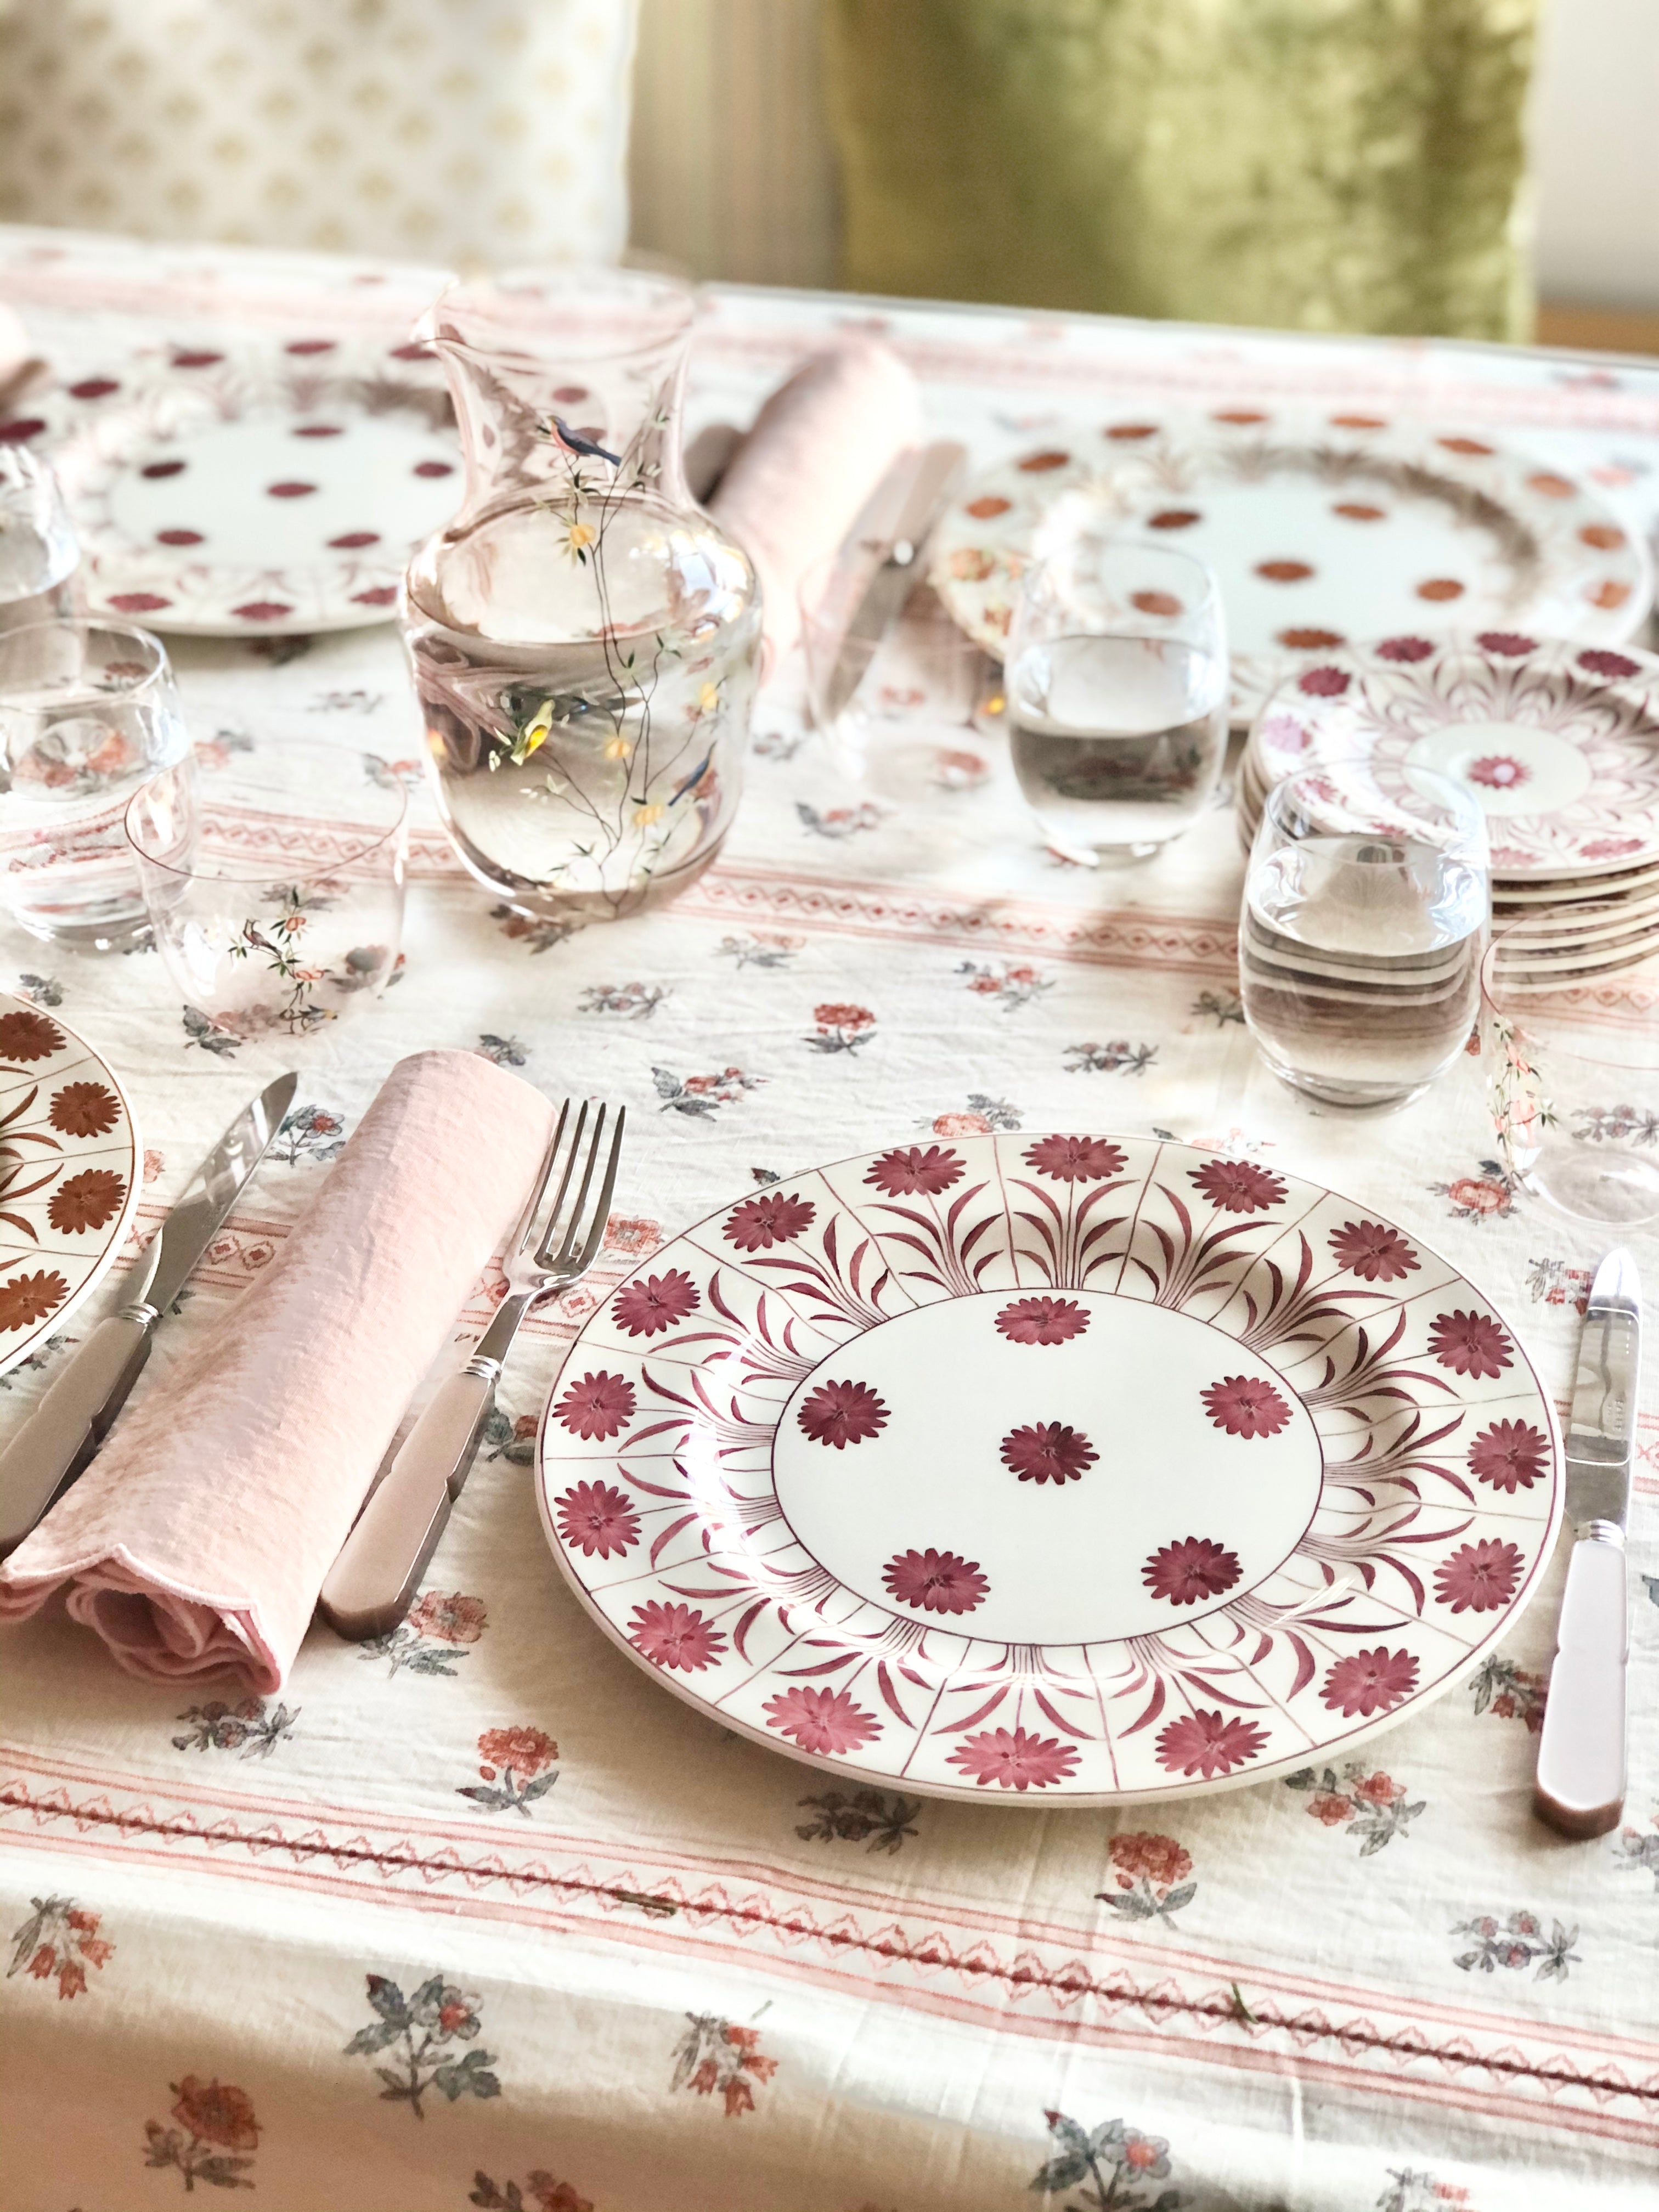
[1237,633,1659,982]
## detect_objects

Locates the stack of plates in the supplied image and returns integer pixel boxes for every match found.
[1237,633,1659,981]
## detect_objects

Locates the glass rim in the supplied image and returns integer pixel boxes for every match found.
[1025,521,1224,610]
[1479,918,1659,1073]
[419,265,695,366]
[0,616,173,698]
[125,736,409,882]
[1260,754,1483,830]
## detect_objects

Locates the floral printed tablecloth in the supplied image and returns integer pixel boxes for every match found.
[1,227,1658,2212]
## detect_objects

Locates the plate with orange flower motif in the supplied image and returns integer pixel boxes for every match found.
[0,992,141,1380]
[930,409,1650,720]
[535,1133,1562,1805]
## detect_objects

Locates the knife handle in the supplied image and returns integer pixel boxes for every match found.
[317,1367,497,1641]
[0,1313,154,1559]
[1534,1531,1628,1839]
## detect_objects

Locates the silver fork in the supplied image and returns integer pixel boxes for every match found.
[319,1098,626,1641]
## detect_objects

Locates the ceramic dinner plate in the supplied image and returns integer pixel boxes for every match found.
[537,1133,1561,1805]
[1249,635,1659,880]
[52,344,461,636]
[932,410,1650,719]
[0,992,141,1379]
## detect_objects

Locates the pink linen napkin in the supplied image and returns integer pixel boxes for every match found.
[0,1050,554,1691]
[709,334,922,669]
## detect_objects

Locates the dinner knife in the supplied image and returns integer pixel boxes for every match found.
[821,439,969,721]
[0,1069,298,1558]
[1534,1246,1641,1839]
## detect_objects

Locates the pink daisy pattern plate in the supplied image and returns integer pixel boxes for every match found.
[1251,634,1659,881]
[930,410,1650,720]
[52,342,460,636]
[0,992,142,1379]
[537,1134,1561,1804]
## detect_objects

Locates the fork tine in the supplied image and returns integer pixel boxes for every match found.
[571,1104,625,1274]
[549,1102,609,1270]
[514,1098,570,1257]
[533,1099,589,1262]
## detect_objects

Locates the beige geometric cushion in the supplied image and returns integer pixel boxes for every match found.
[0,0,637,271]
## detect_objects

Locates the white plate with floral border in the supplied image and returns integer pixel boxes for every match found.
[535,1133,1561,1805]
[0,992,141,1378]
[1248,633,1659,883]
[930,409,1650,721]
[51,342,460,636]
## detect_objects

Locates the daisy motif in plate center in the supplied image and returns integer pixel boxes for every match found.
[772,1293,1322,1645]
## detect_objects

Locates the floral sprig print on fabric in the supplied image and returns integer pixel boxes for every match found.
[182,1005,243,1056]
[172,1697,297,1760]
[273,1103,347,1165]
[652,1065,765,1118]
[143,2076,261,2192]
[795,799,883,839]
[471,2174,592,2212]
[0,1330,75,1391]
[1613,1807,1659,1888]
[458,1727,558,1816]
[1575,1103,1659,1147]
[489,904,584,955]
[1378,2171,1475,2212]
[1429,1159,1520,1224]
[1285,1763,1425,1854]
[670,2014,778,2119]
[1468,1655,1546,1731]
[7,1895,113,1999]
[1064,1039,1158,1075]
[917,1092,1023,1136]
[1526,1255,1593,1316]
[715,930,805,969]
[804,1000,876,1053]
[1452,1911,1579,1983]
[1030,2108,1180,2211]
[15,973,64,1008]
[482,1408,539,1464]
[956,958,1054,1011]
[578,980,668,1018]
[795,1787,920,1855]
[359,1589,487,1676]
[1190,988,1243,1026]
[345,1974,501,2117]
[1094,1833,1196,1926]
[476,1033,528,1068]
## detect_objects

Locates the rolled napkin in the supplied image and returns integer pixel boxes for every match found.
[0,302,44,410]
[709,334,922,668]
[0,1050,554,1690]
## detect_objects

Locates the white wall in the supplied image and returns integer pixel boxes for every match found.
[1532,0,1659,308]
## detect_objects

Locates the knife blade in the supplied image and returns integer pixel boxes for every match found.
[0,1069,299,1558]
[821,441,968,722]
[1534,1246,1640,1839]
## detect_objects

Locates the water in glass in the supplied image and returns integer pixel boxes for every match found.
[0,621,189,950]
[1240,766,1490,1108]
[0,449,78,635]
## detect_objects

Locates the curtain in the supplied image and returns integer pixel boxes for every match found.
[822,0,1540,340]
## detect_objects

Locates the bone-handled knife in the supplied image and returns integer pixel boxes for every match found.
[0,1070,298,1558]
[1534,1246,1641,1839]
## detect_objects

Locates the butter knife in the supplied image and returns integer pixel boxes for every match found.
[821,440,968,721]
[1534,1246,1641,1839]
[0,1070,298,1558]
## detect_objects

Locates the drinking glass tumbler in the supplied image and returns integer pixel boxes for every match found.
[127,735,407,1043]
[1005,535,1227,860]
[0,619,189,950]
[1241,761,1491,1109]
[0,448,79,635]
[1480,926,1659,1224]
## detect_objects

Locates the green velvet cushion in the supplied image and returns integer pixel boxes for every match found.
[823,0,1538,340]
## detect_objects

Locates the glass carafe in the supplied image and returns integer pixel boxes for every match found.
[401,269,761,922]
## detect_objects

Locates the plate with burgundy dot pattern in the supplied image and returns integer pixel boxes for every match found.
[50,341,460,636]
[0,990,141,1381]
[930,409,1650,721]
[536,1132,1561,1804]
